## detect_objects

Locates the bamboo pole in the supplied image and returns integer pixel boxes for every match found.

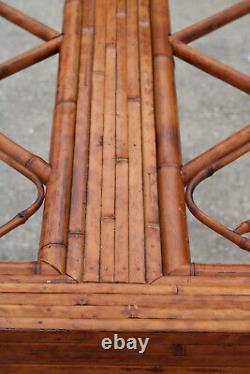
[182,124,250,184]
[0,261,59,275]
[193,263,250,276]
[138,0,162,282]
[0,132,50,184]
[67,0,95,281]
[171,0,250,44]
[83,0,106,282]
[100,0,117,282]
[0,151,44,238]
[115,0,129,283]
[2,317,250,332]
[127,0,145,283]
[39,0,82,273]
[0,36,62,80]
[150,0,190,274]
[0,1,60,41]
[171,41,250,94]
[186,143,250,251]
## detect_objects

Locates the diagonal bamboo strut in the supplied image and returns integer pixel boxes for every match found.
[171,41,250,94]
[171,1,250,256]
[0,35,63,80]
[0,151,45,238]
[0,132,51,184]
[182,124,250,185]
[0,1,60,41]
[186,142,250,252]
[170,0,250,44]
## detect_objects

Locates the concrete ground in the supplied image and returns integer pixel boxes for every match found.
[0,0,249,263]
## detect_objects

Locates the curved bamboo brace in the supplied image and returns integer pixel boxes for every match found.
[0,151,45,238]
[182,124,250,185]
[0,132,51,184]
[186,143,250,251]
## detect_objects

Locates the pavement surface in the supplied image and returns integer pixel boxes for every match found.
[0,0,249,264]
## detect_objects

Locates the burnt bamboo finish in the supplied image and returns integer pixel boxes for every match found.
[0,0,250,372]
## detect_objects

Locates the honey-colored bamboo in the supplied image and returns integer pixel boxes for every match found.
[0,261,59,275]
[83,0,106,282]
[100,0,117,282]
[39,0,82,273]
[182,124,250,184]
[0,132,50,184]
[150,0,190,274]
[186,142,250,251]
[115,0,129,282]
[0,1,60,41]
[138,0,162,282]
[171,41,250,94]
[192,263,250,277]
[1,1,250,369]
[67,0,95,281]
[127,0,145,283]
[0,150,44,238]
[234,220,250,235]
[171,0,250,44]
[0,36,62,80]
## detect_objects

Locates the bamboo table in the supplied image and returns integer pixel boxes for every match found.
[0,0,250,372]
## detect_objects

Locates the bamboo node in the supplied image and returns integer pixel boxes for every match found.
[128,96,140,103]
[101,216,115,221]
[158,162,181,171]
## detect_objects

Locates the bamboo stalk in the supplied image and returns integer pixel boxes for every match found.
[138,0,162,282]
[193,263,250,276]
[0,151,44,238]
[150,0,190,274]
[39,0,82,273]
[0,262,59,275]
[115,0,129,282]
[182,124,250,184]
[127,0,145,283]
[2,304,250,321]
[171,0,250,44]
[83,0,106,282]
[171,41,250,94]
[0,1,60,41]
[66,0,95,281]
[4,279,250,294]
[0,36,62,80]
[206,142,250,172]
[100,0,117,282]
[0,132,50,184]
[186,143,250,251]
[1,318,250,332]
[6,277,250,294]
[0,275,72,283]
